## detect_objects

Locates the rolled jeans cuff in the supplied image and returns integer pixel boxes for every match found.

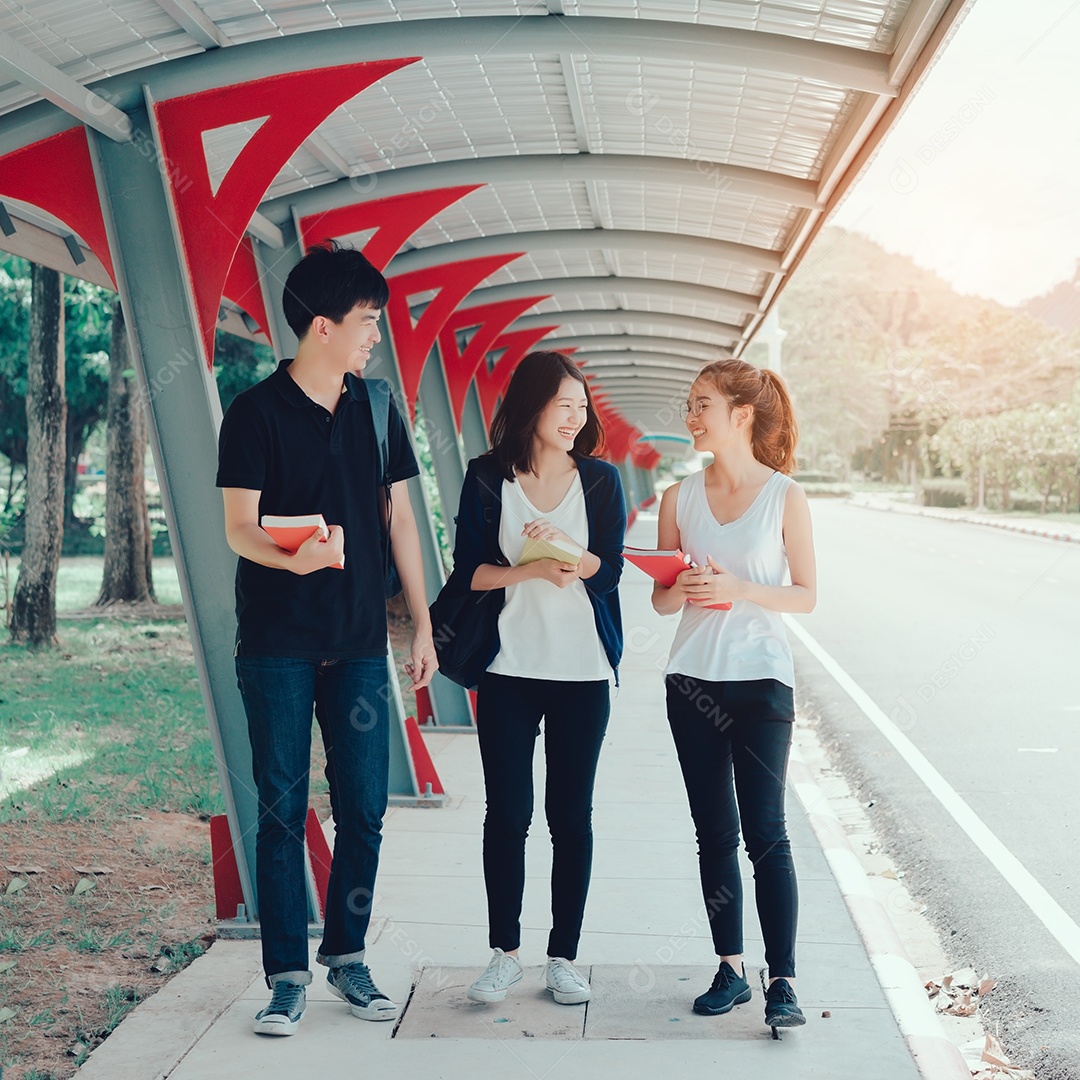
[317,949,366,969]
[267,969,312,988]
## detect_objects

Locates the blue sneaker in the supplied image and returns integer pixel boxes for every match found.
[327,962,399,1021]
[253,979,306,1036]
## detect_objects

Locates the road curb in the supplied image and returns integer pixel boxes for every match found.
[788,746,971,1080]
[849,495,1080,545]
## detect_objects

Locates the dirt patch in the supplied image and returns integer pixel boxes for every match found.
[0,812,215,1079]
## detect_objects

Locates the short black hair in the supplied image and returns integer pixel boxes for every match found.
[281,241,390,339]
[486,351,605,479]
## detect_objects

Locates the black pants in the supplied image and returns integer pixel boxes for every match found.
[476,672,610,960]
[665,675,798,977]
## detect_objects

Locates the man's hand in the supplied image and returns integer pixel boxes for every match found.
[404,631,438,689]
[290,525,345,575]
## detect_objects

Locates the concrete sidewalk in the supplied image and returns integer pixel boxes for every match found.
[79,528,924,1080]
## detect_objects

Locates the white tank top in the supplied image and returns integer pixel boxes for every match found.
[664,469,795,687]
[487,472,611,682]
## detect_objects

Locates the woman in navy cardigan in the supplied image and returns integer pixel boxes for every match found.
[450,351,625,1008]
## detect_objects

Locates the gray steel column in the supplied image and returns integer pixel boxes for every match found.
[416,344,466,549]
[365,343,474,729]
[460,382,489,462]
[87,108,258,920]
[617,460,636,514]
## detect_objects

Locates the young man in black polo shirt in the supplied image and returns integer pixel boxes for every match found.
[216,244,437,1036]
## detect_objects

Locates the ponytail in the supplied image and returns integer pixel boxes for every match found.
[695,359,799,474]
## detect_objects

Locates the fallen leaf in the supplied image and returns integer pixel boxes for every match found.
[4,864,44,874]
[0,1006,16,1023]
[4,877,27,895]
[72,865,113,875]
[978,977,997,997]
[72,877,95,896]
[880,869,898,879]
[982,1032,1011,1067]
[138,884,167,892]
[0,959,16,973]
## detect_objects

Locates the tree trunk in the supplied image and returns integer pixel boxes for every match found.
[63,422,80,531]
[97,300,155,605]
[10,264,65,646]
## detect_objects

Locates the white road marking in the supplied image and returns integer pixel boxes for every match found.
[785,615,1080,968]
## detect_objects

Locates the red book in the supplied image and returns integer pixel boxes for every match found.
[260,513,344,570]
[623,546,732,610]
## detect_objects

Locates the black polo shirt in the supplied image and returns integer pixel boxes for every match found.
[216,360,419,659]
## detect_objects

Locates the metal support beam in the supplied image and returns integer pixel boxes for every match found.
[419,277,759,322]
[522,309,742,343]
[151,0,232,49]
[460,383,489,461]
[268,152,821,226]
[363,346,475,730]
[87,105,256,918]
[387,229,781,278]
[0,29,132,142]
[33,18,895,123]
[416,347,467,549]
[543,335,727,361]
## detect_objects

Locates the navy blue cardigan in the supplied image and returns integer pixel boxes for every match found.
[449,453,626,683]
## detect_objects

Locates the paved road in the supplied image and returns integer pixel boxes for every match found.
[789,500,1080,1079]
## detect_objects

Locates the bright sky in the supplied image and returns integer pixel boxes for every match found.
[831,0,1080,307]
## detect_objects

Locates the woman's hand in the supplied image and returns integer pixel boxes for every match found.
[531,558,582,589]
[521,518,578,547]
[682,556,743,606]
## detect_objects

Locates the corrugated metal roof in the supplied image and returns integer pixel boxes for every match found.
[0,0,973,443]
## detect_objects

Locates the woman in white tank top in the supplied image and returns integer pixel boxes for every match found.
[652,359,817,1032]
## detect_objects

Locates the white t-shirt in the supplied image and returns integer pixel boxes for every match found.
[487,472,612,682]
[665,469,795,687]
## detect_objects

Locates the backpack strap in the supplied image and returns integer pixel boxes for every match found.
[363,376,393,489]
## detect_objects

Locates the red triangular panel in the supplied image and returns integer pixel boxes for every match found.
[299,186,483,271]
[0,128,115,284]
[152,59,418,366]
[438,295,550,426]
[384,253,523,419]
[474,324,560,426]
[223,237,271,342]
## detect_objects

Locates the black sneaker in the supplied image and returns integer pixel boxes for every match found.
[764,977,806,1028]
[253,979,306,1036]
[692,961,752,1015]
[327,961,399,1021]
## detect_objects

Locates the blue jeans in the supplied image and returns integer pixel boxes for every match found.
[235,654,389,981]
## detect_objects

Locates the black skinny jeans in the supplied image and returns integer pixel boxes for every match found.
[476,672,610,961]
[665,675,798,977]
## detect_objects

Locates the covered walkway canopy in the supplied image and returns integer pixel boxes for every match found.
[0,0,971,921]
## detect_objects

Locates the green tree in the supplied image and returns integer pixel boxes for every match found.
[10,263,65,646]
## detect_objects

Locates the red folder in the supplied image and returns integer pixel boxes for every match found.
[623,547,732,610]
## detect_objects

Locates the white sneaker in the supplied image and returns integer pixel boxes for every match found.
[545,957,591,1005]
[467,948,523,1002]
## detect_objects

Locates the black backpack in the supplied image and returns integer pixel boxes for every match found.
[428,466,505,690]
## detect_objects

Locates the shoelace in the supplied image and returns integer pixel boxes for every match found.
[766,979,798,1006]
[337,963,386,1002]
[483,953,517,984]
[548,960,584,990]
[266,980,304,1015]
[710,964,741,992]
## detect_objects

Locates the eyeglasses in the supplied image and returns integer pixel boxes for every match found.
[678,398,710,421]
